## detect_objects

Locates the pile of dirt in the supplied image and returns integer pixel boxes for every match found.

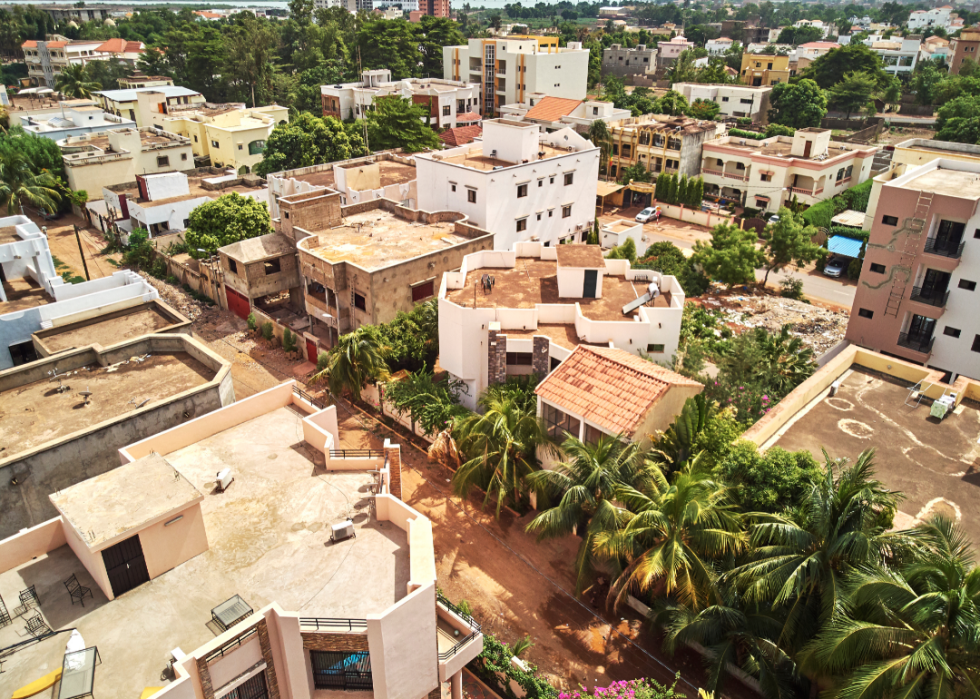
[702,290,850,355]
[142,275,218,323]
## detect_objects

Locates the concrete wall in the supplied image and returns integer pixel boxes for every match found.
[138,501,210,580]
[367,582,439,699]
[0,516,66,573]
[62,512,114,600]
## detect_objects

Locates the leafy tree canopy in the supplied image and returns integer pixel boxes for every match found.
[255,112,366,177]
[363,96,442,153]
[768,79,828,128]
[185,192,272,257]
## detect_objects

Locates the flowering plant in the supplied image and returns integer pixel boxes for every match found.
[559,676,685,699]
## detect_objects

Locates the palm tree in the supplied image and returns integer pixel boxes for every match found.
[54,64,101,99]
[588,119,611,174]
[651,394,710,473]
[727,449,903,654]
[452,388,548,517]
[754,325,816,396]
[802,516,980,699]
[0,147,61,215]
[525,434,663,596]
[595,458,746,611]
[311,325,389,398]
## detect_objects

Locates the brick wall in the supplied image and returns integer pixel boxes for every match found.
[386,444,402,499]
[256,619,282,699]
[280,191,342,237]
[488,329,507,385]
[196,657,215,699]
[301,632,370,652]
[532,336,550,378]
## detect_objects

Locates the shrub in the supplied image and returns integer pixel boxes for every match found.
[316,351,330,373]
[764,123,796,137]
[847,257,863,280]
[472,633,557,698]
[282,327,297,352]
[780,277,806,300]
[801,199,835,229]
[150,258,167,279]
[728,128,767,140]
[736,116,752,126]
[246,312,257,331]
[715,440,825,513]
[261,322,274,341]
[741,206,760,219]
[828,224,869,241]
[559,677,684,699]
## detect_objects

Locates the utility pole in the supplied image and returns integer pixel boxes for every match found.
[357,45,370,152]
[73,224,90,281]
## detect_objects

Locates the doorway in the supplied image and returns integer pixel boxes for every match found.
[583,270,598,299]
[102,534,150,598]
[226,287,251,320]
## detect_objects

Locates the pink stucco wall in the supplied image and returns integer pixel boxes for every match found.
[0,516,67,574]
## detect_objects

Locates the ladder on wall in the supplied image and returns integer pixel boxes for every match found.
[884,191,933,317]
[0,594,9,629]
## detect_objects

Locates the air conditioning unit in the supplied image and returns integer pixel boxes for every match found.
[216,468,234,493]
[330,520,356,544]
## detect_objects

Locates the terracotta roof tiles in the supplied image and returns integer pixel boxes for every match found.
[439,125,482,147]
[535,346,703,437]
[524,96,582,123]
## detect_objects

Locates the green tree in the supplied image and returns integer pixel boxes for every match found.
[415,16,464,78]
[255,112,366,177]
[935,94,980,144]
[800,43,890,91]
[356,18,422,79]
[677,174,689,206]
[312,325,390,398]
[184,192,272,257]
[687,97,720,120]
[692,222,766,288]
[587,118,611,168]
[619,161,652,185]
[364,96,441,153]
[0,146,60,215]
[768,79,828,128]
[754,324,816,396]
[656,90,689,116]
[715,441,824,514]
[911,61,946,106]
[54,63,101,98]
[827,71,876,119]
[526,435,657,596]
[759,206,820,287]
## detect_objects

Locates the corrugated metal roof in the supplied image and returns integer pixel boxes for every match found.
[828,235,864,258]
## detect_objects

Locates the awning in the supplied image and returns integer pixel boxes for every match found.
[754,195,770,201]
[596,181,625,197]
[831,209,865,228]
[828,235,864,258]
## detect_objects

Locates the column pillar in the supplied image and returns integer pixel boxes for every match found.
[451,671,463,699]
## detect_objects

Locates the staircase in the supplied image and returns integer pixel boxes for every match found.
[884,191,932,317]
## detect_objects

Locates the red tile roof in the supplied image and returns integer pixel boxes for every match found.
[535,346,703,437]
[440,125,482,147]
[456,111,481,122]
[22,40,37,48]
[524,96,582,123]
[45,41,67,48]
[97,38,145,54]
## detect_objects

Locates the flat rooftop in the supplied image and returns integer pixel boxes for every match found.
[500,323,607,351]
[0,353,215,458]
[302,209,474,271]
[0,277,52,314]
[287,159,417,191]
[78,130,180,152]
[0,224,24,245]
[711,136,851,160]
[445,258,673,320]
[771,367,980,545]
[33,303,186,354]
[111,174,266,205]
[902,167,980,198]
[439,143,570,170]
[0,407,409,699]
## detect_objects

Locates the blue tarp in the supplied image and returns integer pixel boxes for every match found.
[827,235,863,258]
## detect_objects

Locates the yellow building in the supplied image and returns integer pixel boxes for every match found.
[740,53,791,86]
[149,102,288,173]
[117,71,174,89]
[94,85,206,126]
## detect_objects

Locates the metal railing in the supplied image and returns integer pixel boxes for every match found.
[436,592,482,661]
[293,385,326,409]
[328,449,386,459]
[204,627,258,663]
[299,618,368,631]
[438,627,481,661]
[923,238,965,259]
[909,286,949,307]
[897,332,935,354]
[791,186,815,195]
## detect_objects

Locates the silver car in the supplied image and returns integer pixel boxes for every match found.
[823,256,848,278]
[635,207,657,223]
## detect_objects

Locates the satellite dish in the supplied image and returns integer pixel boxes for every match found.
[78,387,94,406]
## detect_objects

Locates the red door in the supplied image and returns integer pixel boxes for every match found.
[306,338,317,364]
[226,287,250,320]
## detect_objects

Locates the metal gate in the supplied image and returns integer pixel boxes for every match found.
[226,287,251,320]
[306,338,317,364]
[102,534,150,598]
[220,670,268,699]
[310,650,372,690]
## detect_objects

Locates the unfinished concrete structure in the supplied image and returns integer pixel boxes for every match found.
[0,333,233,539]
[605,114,722,183]
[219,234,303,326]
[284,193,493,358]
[0,380,482,699]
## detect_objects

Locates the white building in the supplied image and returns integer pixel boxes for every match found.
[414,119,600,251]
[796,41,840,60]
[321,69,481,128]
[672,83,772,122]
[102,172,211,239]
[17,100,135,140]
[871,37,921,75]
[908,6,954,30]
[706,37,734,55]
[438,243,685,409]
[794,19,830,37]
[21,38,109,87]
[443,37,590,117]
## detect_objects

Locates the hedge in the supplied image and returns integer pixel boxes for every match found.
[829,224,869,241]
[728,128,767,140]
[801,179,875,229]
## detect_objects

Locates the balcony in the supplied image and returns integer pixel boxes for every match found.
[923,238,965,259]
[791,186,817,195]
[702,168,723,177]
[909,286,949,308]
[436,591,483,680]
[723,172,748,181]
[897,332,935,354]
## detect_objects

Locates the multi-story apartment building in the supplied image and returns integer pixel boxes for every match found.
[740,52,791,86]
[58,126,195,195]
[672,83,772,123]
[700,128,876,213]
[414,119,600,250]
[706,37,734,55]
[321,69,480,128]
[908,6,956,30]
[845,158,980,382]
[17,99,134,140]
[438,242,685,409]
[656,35,695,68]
[443,37,590,117]
[276,190,492,353]
[94,85,206,126]
[949,26,980,74]
[22,38,107,87]
[497,94,630,132]
[871,36,920,76]
[601,43,657,80]
[605,114,722,182]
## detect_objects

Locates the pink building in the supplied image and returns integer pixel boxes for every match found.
[657,35,695,67]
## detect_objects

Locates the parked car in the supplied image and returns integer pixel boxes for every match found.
[823,255,848,278]
[768,214,780,224]
[635,207,657,223]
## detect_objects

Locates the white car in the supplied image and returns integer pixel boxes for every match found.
[636,207,657,223]
[768,214,780,224]
[823,256,848,278]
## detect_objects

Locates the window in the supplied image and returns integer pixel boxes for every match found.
[870,263,886,274]
[284,212,289,219]
[536,213,542,221]
[506,352,533,366]
[767,62,773,69]
[467,189,476,203]
[584,424,605,445]
[836,168,845,182]
[353,293,366,311]
[156,156,169,167]
[548,210,553,217]
[858,308,874,319]
[411,280,434,302]
[228,259,238,274]
[975,228,980,239]
[945,327,962,338]
[716,158,723,166]
[550,176,555,184]
[238,144,243,150]
[740,98,753,104]
[882,215,898,226]
[593,106,599,115]
[248,140,266,155]
[760,173,772,182]
[721,96,729,102]
[960,279,977,291]
[538,179,543,187]
[517,183,528,198]
[543,403,580,440]
[451,183,456,192]
[194,135,199,142]
[443,105,451,116]
[564,172,574,186]
[973,335,980,353]
[647,343,665,353]
[263,259,281,275]
[516,217,527,232]
[562,205,571,218]
[211,140,219,148]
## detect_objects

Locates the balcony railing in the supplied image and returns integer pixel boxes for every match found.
[702,168,723,176]
[328,449,386,459]
[813,188,824,195]
[437,592,482,661]
[909,286,949,307]
[897,332,935,354]
[299,618,368,631]
[791,186,816,195]
[723,172,748,181]
[923,238,965,259]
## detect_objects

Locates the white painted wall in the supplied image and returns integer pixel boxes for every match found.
[143,172,190,201]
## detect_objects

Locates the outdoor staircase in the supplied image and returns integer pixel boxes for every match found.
[884,191,932,317]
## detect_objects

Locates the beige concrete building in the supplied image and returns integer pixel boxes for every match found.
[0,380,482,699]
[94,85,205,126]
[606,114,722,183]
[219,233,304,328]
[117,70,172,89]
[740,52,792,86]
[59,127,195,197]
